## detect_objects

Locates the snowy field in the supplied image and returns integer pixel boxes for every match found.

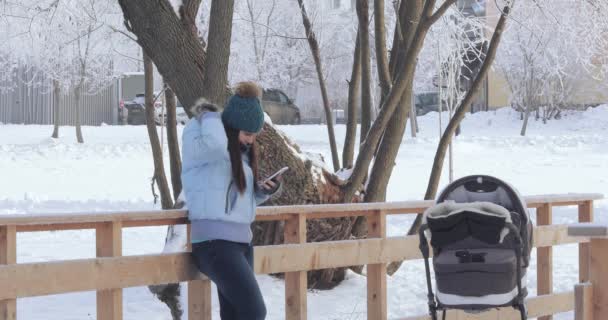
[1,106,607,319]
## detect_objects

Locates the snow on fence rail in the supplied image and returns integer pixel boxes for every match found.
[0,193,604,320]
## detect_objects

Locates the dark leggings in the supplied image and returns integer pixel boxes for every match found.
[192,240,266,320]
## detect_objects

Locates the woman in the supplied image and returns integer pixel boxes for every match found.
[181,82,281,320]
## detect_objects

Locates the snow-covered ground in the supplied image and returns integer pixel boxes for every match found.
[1,106,607,319]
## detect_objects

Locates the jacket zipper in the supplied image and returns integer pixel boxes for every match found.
[225,180,234,215]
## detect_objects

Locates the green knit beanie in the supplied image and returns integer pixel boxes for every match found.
[221,82,265,133]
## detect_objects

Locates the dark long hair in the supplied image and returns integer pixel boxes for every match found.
[224,123,259,194]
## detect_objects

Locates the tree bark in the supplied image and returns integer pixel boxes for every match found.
[144,53,173,210]
[521,104,532,136]
[202,0,234,106]
[374,0,391,100]
[252,123,359,289]
[363,79,414,203]
[51,79,60,139]
[74,82,84,144]
[165,84,182,201]
[343,31,361,168]
[409,96,417,137]
[296,0,341,172]
[357,0,372,142]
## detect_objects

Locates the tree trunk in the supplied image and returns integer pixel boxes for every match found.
[74,83,84,144]
[345,0,427,202]
[344,2,432,202]
[520,104,532,136]
[357,0,372,142]
[349,1,426,266]
[202,0,234,106]
[409,99,417,137]
[252,123,360,289]
[51,79,60,139]
[144,53,173,210]
[297,0,341,172]
[343,31,361,168]
[364,81,414,201]
[165,84,182,201]
[374,0,391,101]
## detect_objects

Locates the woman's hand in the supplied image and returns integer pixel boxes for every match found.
[261,179,277,192]
[259,174,283,194]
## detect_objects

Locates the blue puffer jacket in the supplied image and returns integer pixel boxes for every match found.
[181,112,270,226]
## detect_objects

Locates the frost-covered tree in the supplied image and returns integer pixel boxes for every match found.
[0,0,133,141]
[495,0,608,135]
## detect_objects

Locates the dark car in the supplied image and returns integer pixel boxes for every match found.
[262,89,301,125]
[415,92,447,116]
[123,94,146,125]
[122,93,163,125]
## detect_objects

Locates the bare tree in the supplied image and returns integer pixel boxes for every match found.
[357,0,372,141]
[343,31,361,168]
[165,85,182,201]
[244,0,276,81]
[143,53,173,210]
[72,25,98,144]
[374,0,391,101]
[296,0,341,171]
[51,79,61,138]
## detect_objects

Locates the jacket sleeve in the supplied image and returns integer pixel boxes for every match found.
[182,113,228,165]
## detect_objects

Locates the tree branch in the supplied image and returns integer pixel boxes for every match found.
[109,25,137,42]
[179,0,202,39]
[297,0,341,171]
[234,18,308,40]
[412,4,513,234]
[426,0,457,26]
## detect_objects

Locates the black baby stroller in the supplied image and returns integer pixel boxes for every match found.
[418,175,533,320]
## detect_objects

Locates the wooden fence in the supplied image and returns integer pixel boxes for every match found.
[0,193,604,320]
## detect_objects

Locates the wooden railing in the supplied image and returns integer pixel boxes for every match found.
[0,193,603,320]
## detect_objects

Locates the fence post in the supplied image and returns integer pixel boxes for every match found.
[578,201,593,282]
[575,283,594,320]
[367,210,387,320]
[284,214,307,320]
[187,224,212,320]
[589,237,608,320]
[0,226,16,320]
[537,203,553,320]
[96,222,123,320]
[569,224,608,320]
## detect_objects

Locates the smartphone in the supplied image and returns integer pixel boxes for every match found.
[263,166,289,183]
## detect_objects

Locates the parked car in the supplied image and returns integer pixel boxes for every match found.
[124,98,146,125]
[262,89,301,125]
[415,92,447,116]
[121,93,162,125]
